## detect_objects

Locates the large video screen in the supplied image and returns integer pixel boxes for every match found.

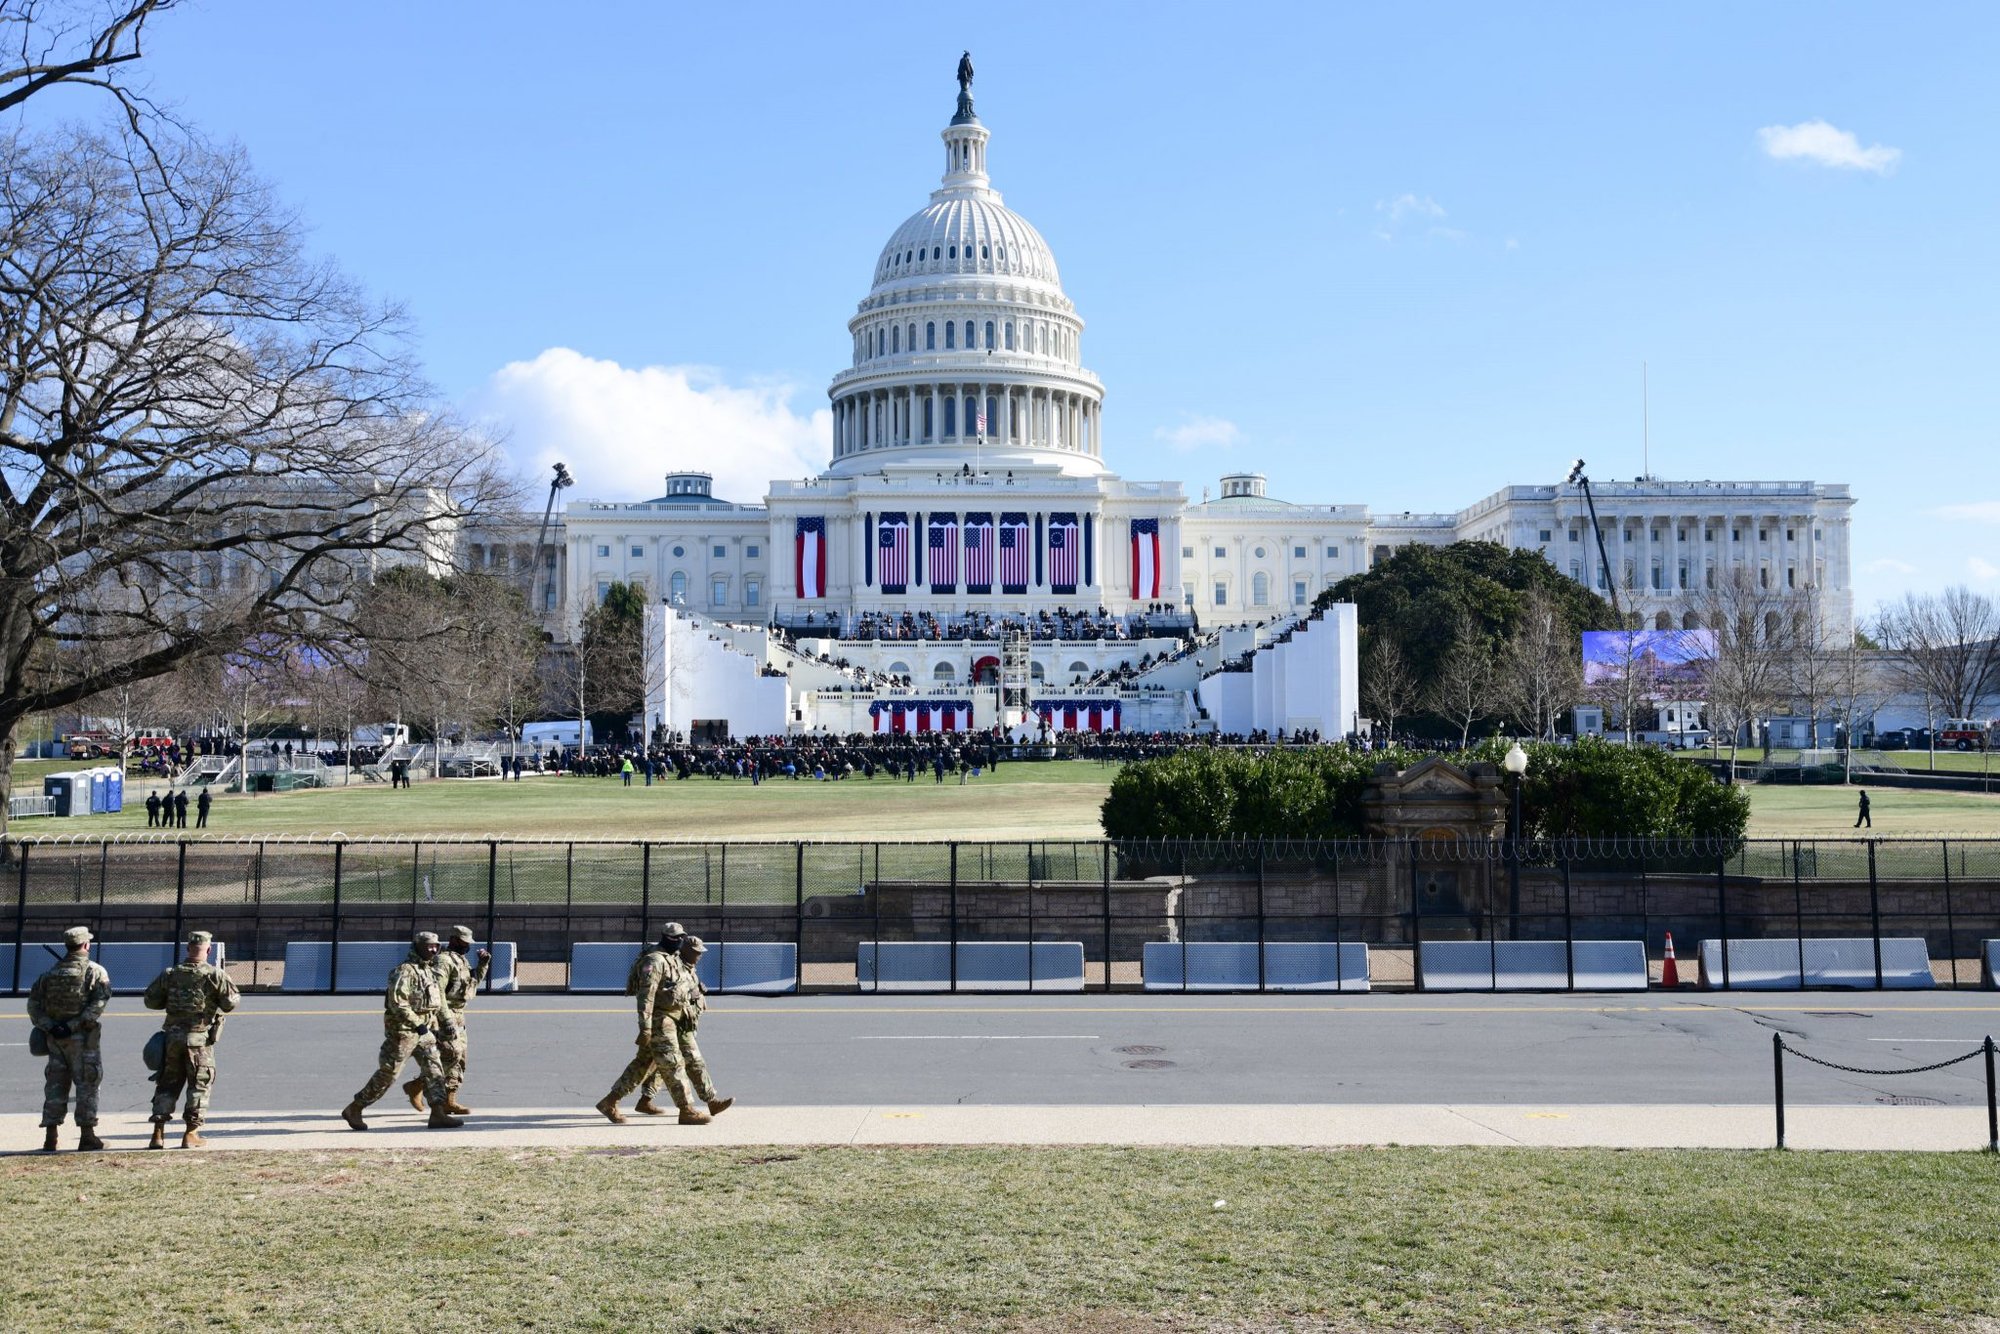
[1581,629,1714,694]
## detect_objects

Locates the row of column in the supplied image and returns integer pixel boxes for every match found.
[832,384,1096,458]
[1569,509,1834,604]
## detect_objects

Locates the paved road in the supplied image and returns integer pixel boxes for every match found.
[5,994,1997,1120]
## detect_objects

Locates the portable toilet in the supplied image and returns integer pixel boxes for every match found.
[87,768,109,814]
[102,767,124,813]
[42,771,79,817]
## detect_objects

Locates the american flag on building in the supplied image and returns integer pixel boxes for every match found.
[999,512,1030,594]
[963,512,994,593]
[1130,517,1161,600]
[928,514,958,593]
[793,516,826,599]
[1048,512,1079,595]
[877,512,910,593]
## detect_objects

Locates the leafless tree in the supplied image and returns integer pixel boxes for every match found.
[1361,636,1420,742]
[0,1,177,123]
[0,121,511,837]
[1582,628,1661,745]
[545,595,643,749]
[1681,568,1794,780]
[1496,587,1583,740]
[1782,581,1849,756]
[1872,588,2000,740]
[1428,613,1496,749]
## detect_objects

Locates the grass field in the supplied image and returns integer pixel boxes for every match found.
[1744,785,2000,837]
[2,1145,1995,1331]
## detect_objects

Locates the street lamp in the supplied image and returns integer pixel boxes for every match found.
[1502,741,1529,935]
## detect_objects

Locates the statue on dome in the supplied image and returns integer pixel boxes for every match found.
[957,51,974,94]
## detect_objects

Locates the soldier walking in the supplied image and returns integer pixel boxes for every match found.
[339,931,461,1131]
[406,925,489,1116]
[27,926,112,1151]
[142,929,241,1148]
[670,936,734,1120]
[595,924,710,1124]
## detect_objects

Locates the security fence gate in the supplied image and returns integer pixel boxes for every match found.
[3,835,1998,994]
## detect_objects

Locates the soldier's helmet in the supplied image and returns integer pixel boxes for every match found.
[659,921,686,948]
[680,935,708,955]
[413,930,441,947]
[63,926,92,949]
[449,925,475,944]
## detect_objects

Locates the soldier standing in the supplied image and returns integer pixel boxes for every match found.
[406,925,489,1116]
[339,931,461,1131]
[142,929,241,1148]
[195,788,212,829]
[173,789,189,827]
[671,936,734,1120]
[27,926,112,1151]
[595,924,709,1124]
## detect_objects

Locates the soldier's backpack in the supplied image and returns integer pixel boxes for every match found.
[38,963,92,1021]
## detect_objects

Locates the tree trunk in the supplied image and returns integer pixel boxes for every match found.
[0,718,16,856]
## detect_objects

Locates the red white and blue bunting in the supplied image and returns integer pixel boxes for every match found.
[868,699,975,734]
[1031,699,1123,733]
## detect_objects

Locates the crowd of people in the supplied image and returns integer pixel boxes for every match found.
[815,606,1193,644]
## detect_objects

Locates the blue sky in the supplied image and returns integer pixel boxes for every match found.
[44,1,2000,613]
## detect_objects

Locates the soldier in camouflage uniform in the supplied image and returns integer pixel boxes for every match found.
[671,936,733,1119]
[339,931,461,1131]
[405,924,489,1116]
[595,924,710,1125]
[27,926,112,1152]
[142,929,241,1148]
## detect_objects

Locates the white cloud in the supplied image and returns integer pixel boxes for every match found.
[1757,119,1901,173]
[1380,193,1447,222]
[1865,557,1918,575]
[1154,414,1242,453]
[1936,500,2000,524]
[1970,556,2000,582]
[468,348,828,505]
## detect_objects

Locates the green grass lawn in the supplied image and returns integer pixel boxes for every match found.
[1746,785,2000,838]
[1,1146,1995,1332]
[73,761,1122,842]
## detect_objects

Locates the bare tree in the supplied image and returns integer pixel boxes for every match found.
[0,1,178,122]
[1496,587,1583,740]
[1428,613,1496,749]
[1783,581,1848,756]
[0,122,511,836]
[1582,628,1661,745]
[1873,589,2000,766]
[1682,568,1794,780]
[1361,636,1420,742]
[546,588,643,750]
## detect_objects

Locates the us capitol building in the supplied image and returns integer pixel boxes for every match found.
[463,60,1855,739]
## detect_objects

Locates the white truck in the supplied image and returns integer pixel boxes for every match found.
[352,723,412,749]
[522,720,591,749]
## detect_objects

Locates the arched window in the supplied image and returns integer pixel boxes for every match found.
[711,576,727,605]
[866,330,874,358]
[963,320,974,348]
[926,322,936,350]
[1293,580,1308,606]
[981,244,990,259]
[745,580,761,608]
[887,661,911,677]
[1030,662,1046,681]
[891,326,900,354]
[907,323,916,351]
[1252,572,1270,606]
[1005,321,1015,350]
[984,321,995,349]
[943,397,956,437]
[1068,660,1089,675]
[945,322,956,350]
[669,571,688,604]
[986,396,998,434]
[1683,612,1703,630]
[949,244,957,259]
[932,246,940,260]
[932,662,955,681]
[997,246,1005,262]
[923,397,934,439]
[1655,612,1672,630]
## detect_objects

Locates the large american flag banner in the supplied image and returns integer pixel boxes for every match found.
[1048,512,1079,595]
[1130,517,1161,600]
[928,514,958,593]
[870,700,974,734]
[963,512,994,594]
[878,512,911,594]
[999,512,1030,595]
[794,516,826,599]
[1033,699,1122,733]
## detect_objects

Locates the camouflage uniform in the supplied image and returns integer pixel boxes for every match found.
[670,941,723,1106]
[434,928,490,1098]
[350,945,449,1110]
[26,932,112,1130]
[143,936,241,1131]
[606,948,698,1112]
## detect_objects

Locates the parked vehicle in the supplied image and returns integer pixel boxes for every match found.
[351,722,412,749]
[522,720,591,749]
[1939,718,1994,752]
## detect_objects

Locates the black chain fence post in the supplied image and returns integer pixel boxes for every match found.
[1986,1035,1997,1154]
[1868,839,1883,989]
[1717,850,1732,990]
[1941,840,1958,989]
[948,841,959,993]
[1255,843,1267,992]
[484,840,498,992]
[1773,1033,1787,1150]
[329,841,343,996]
[1100,841,1112,994]
[172,840,188,946]
[794,841,805,994]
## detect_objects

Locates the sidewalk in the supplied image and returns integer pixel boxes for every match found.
[6,1103,1994,1153]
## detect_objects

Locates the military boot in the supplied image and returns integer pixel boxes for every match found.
[443,1095,473,1116]
[181,1127,206,1149]
[633,1096,668,1116]
[426,1109,465,1129]
[146,1122,167,1150]
[594,1095,628,1125]
[77,1126,104,1152]
[40,1126,58,1152]
[402,1078,427,1112]
[677,1107,711,1125]
[340,1100,368,1132]
[706,1097,734,1117]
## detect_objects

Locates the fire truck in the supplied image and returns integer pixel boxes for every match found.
[1939,718,1996,751]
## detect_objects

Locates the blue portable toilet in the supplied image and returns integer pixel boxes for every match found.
[42,772,79,817]
[87,768,109,814]
[102,767,123,813]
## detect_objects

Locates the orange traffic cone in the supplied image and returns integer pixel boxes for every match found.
[1661,932,1681,989]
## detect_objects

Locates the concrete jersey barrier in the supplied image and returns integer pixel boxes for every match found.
[858,941,1086,992]
[1,941,228,995]
[281,941,519,993]
[1418,940,1647,992]
[1142,942,1369,992]
[1697,937,1936,990]
[1985,940,2000,990]
[568,941,798,994]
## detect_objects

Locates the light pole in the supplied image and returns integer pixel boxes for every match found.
[1503,740,1529,937]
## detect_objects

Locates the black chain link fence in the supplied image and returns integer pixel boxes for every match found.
[1771,1032,1999,1150]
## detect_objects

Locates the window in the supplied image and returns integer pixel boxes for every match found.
[1293,580,1308,606]
[945,322,956,349]
[1786,567,1796,588]
[595,580,610,603]
[907,323,915,351]
[672,545,685,558]
[1005,321,1014,350]
[711,576,728,604]
[1732,530,1741,542]
[1253,547,1266,559]
[931,247,939,260]
[1293,546,1306,558]
[1214,581,1228,606]
[746,545,759,558]
[1030,662,1045,681]
[1068,660,1089,675]
[669,571,687,602]
[1326,546,1337,558]
[1759,567,1770,588]
[933,662,956,681]
[1213,546,1225,558]
[981,244,990,259]
[1182,582,1195,606]
[1538,530,1552,543]
[887,661,911,677]
[926,322,936,350]
[1785,529,1794,542]
[595,544,610,558]
[1252,572,1270,606]
[948,244,956,259]
[1758,529,1768,542]
[964,320,974,348]
[984,321,995,349]
[1814,528,1822,541]
[891,326,900,353]
[712,544,726,559]
[629,545,643,559]
[1569,529,1580,541]
[944,397,956,437]
[924,397,933,437]
[745,580,761,608]
[1182,546,1193,558]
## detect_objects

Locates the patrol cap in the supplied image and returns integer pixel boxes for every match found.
[680,935,707,954]
[186,930,213,948]
[413,930,440,947]
[449,925,475,944]
[63,926,92,949]
[661,921,686,938]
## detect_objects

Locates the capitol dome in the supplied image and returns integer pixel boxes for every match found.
[825,62,1106,479]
